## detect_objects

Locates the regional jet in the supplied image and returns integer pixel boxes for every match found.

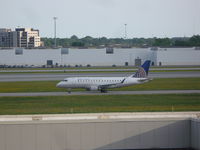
[56,60,151,93]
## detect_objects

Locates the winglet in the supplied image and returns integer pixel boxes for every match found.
[133,60,151,78]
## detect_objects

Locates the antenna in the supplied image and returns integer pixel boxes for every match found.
[53,17,58,48]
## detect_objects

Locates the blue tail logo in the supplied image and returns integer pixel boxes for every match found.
[133,60,151,78]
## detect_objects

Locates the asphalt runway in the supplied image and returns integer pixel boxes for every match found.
[0,90,200,97]
[0,71,200,82]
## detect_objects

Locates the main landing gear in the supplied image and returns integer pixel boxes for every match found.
[100,89,107,93]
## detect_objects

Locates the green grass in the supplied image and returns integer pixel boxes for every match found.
[0,94,200,115]
[0,81,60,93]
[112,77,200,91]
[0,78,200,93]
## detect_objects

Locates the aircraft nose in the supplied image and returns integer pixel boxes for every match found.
[56,82,62,88]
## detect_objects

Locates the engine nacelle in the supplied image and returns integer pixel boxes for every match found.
[87,86,99,91]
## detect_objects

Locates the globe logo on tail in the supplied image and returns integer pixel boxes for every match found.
[133,67,147,78]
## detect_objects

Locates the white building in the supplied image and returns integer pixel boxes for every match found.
[0,28,42,48]
[0,47,200,67]
[15,28,42,48]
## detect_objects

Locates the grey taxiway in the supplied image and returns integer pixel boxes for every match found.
[0,67,200,73]
[0,71,200,82]
[0,90,200,97]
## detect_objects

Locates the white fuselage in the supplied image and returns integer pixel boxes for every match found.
[56,77,149,91]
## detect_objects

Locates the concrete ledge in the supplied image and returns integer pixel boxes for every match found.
[0,112,200,123]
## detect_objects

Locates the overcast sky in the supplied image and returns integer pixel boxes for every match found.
[0,0,200,38]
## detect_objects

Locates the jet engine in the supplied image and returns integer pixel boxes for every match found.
[87,86,99,91]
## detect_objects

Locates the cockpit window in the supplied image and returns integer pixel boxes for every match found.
[63,80,68,82]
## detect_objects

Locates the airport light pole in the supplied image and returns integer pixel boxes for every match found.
[124,24,127,39]
[53,17,58,48]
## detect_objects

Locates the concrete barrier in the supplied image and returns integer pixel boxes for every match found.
[191,118,200,150]
[0,112,199,150]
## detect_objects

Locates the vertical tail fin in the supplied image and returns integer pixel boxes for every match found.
[133,60,151,78]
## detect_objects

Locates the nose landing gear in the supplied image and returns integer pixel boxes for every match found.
[67,88,71,94]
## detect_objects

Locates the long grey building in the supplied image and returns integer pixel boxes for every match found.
[0,47,200,66]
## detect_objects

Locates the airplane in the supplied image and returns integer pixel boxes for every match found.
[56,60,152,93]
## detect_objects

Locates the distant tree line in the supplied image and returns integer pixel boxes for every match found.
[41,35,200,48]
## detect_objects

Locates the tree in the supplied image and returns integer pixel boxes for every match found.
[71,41,85,47]
[153,38,171,47]
[189,35,200,46]
[174,40,190,47]
[41,35,200,48]
[70,35,78,40]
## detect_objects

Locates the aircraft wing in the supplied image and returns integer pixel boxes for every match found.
[98,84,118,89]
[138,78,153,83]
[99,78,126,89]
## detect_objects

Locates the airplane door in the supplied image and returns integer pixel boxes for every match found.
[135,58,141,66]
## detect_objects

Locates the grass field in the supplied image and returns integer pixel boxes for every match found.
[0,94,200,115]
[0,78,200,93]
